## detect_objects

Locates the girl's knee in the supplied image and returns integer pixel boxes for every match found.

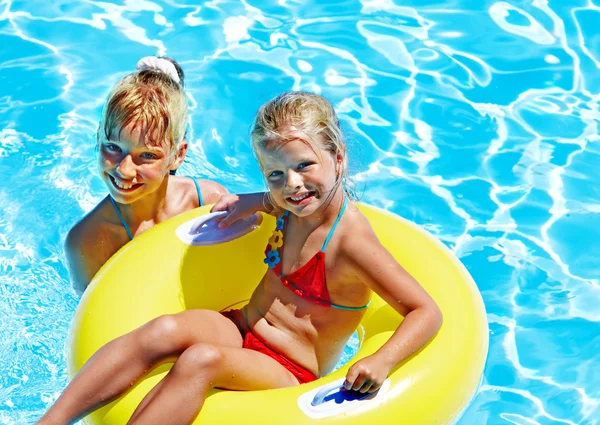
[138,314,187,354]
[176,343,224,374]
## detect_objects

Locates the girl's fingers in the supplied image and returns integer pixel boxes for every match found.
[358,382,371,393]
[217,213,234,229]
[367,381,382,393]
[210,194,239,213]
[210,201,227,212]
[343,371,358,391]
[351,375,369,392]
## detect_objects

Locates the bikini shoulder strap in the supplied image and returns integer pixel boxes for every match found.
[189,177,203,207]
[109,196,133,241]
[321,198,347,252]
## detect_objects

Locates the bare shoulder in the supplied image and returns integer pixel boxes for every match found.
[196,179,228,204]
[335,203,398,280]
[337,203,380,256]
[66,198,111,247]
[172,176,228,206]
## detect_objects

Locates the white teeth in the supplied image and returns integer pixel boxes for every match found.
[291,192,311,202]
[113,177,134,190]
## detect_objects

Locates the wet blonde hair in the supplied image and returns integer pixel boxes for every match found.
[97,57,187,160]
[251,91,356,201]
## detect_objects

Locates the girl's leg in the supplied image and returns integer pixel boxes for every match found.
[127,342,300,425]
[38,310,242,425]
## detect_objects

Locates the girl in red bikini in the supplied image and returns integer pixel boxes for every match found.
[38,92,442,425]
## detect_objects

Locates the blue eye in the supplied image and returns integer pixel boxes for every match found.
[298,162,313,170]
[106,143,121,152]
[141,152,157,160]
[268,170,283,179]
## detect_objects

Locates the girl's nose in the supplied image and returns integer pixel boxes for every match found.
[116,154,136,178]
[285,170,302,189]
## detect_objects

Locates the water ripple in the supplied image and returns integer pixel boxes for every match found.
[0,1,598,424]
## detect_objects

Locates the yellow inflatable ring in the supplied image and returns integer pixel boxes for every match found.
[69,204,488,424]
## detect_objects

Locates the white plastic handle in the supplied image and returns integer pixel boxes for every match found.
[175,211,259,246]
[311,381,379,406]
[189,211,228,235]
[311,381,343,406]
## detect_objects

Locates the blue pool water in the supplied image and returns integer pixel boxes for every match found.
[1,1,599,424]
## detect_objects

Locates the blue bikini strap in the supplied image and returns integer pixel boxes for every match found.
[109,196,133,241]
[321,198,347,252]
[190,177,203,206]
[330,300,371,311]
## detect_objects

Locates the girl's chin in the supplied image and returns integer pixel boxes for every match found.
[107,186,145,204]
[108,192,138,204]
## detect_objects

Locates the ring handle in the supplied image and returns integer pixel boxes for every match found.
[310,378,381,407]
[176,211,259,246]
[189,211,228,235]
[311,381,343,406]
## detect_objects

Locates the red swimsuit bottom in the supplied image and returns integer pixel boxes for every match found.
[221,309,317,384]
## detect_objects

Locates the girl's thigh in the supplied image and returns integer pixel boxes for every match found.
[178,343,301,390]
[137,309,244,361]
[176,309,243,347]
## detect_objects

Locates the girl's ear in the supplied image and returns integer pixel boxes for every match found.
[171,140,188,170]
[335,150,344,177]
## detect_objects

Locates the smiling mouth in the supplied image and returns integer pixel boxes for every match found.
[287,191,316,204]
[109,175,143,192]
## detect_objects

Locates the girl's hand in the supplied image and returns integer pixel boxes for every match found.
[343,354,391,394]
[211,193,270,229]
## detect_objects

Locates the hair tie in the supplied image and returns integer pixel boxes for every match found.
[136,56,180,85]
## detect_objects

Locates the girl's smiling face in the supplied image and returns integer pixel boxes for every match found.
[98,123,185,204]
[258,134,341,216]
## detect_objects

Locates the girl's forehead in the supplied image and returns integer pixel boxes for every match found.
[258,138,325,162]
[108,122,169,150]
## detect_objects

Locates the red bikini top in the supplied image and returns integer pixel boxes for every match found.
[263,199,370,311]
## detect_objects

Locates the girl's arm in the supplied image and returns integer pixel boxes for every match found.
[211,192,278,228]
[341,220,443,394]
[65,225,104,296]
